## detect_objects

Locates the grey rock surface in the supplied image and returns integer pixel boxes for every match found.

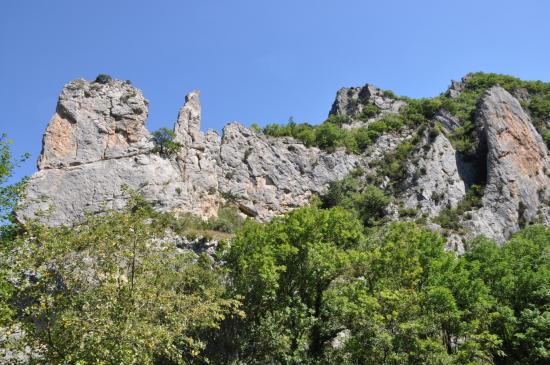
[329,84,406,121]
[435,110,461,131]
[17,78,550,246]
[402,132,466,217]
[38,79,151,170]
[466,86,550,242]
[18,78,363,225]
[447,79,465,99]
[218,123,361,220]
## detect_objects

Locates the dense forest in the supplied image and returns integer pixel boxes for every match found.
[0,129,548,365]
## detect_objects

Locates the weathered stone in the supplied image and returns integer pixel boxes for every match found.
[402,132,466,217]
[435,110,461,131]
[17,77,550,248]
[447,79,464,99]
[38,79,150,169]
[467,86,550,242]
[19,154,186,226]
[174,90,201,146]
[329,84,406,120]
[217,123,361,220]
[18,78,363,225]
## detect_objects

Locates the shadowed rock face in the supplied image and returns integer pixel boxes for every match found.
[467,86,550,242]
[17,78,550,245]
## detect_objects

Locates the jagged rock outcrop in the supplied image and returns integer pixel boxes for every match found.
[38,78,151,169]
[467,86,550,242]
[17,77,550,246]
[402,132,467,216]
[17,77,361,225]
[330,84,406,118]
[218,123,360,219]
[172,90,221,218]
[20,78,189,226]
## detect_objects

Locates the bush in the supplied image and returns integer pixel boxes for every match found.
[206,205,244,233]
[325,114,350,126]
[434,184,484,230]
[94,73,112,84]
[528,94,550,147]
[262,113,404,154]
[353,185,390,227]
[250,123,261,133]
[320,172,389,227]
[399,207,418,217]
[320,174,360,208]
[376,139,417,183]
[152,128,183,157]
[358,102,381,120]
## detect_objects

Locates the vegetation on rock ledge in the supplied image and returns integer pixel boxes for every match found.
[152,127,184,157]
[260,73,550,158]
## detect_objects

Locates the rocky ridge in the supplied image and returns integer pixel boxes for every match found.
[17,75,550,247]
[18,77,360,226]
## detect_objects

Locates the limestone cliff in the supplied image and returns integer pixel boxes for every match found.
[466,86,550,242]
[18,77,360,225]
[17,75,550,246]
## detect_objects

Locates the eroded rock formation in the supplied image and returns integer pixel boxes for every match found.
[467,86,550,241]
[17,77,550,245]
[18,77,361,225]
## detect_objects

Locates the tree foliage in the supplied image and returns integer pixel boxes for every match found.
[320,172,390,227]
[0,133,29,234]
[4,195,240,364]
[152,128,183,157]
[465,226,550,365]
[206,208,519,364]
[0,133,28,332]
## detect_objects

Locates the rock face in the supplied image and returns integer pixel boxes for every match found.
[402,132,467,217]
[18,78,361,225]
[218,123,360,219]
[17,77,550,245]
[38,79,150,169]
[467,86,550,242]
[329,84,406,118]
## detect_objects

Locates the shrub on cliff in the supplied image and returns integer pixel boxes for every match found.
[152,127,183,157]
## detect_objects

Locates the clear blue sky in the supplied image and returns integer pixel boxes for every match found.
[2,0,550,181]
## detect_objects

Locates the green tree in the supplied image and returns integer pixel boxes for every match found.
[152,128,183,157]
[211,206,365,364]
[8,194,240,364]
[214,214,503,364]
[465,226,550,365]
[321,172,390,228]
[0,133,29,235]
[324,223,502,364]
[0,133,28,332]
[314,122,347,152]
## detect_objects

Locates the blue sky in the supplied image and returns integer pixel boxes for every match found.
[2,0,550,181]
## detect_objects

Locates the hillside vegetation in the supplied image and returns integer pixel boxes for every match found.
[262,73,550,155]
[1,73,550,364]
